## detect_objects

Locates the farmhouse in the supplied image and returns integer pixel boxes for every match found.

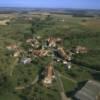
[43,64,55,87]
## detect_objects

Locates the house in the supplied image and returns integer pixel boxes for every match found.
[45,37,56,48]
[43,64,55,87]
[73,46,88,54]
[45,37,62,48]
[26,37,41,49]
[31,43,40,49]
[74,80,100,100]
[63,60,68,65]
[56,47,69,60]
[27,41,40,49]
[13,50,21,57]
[6,44,18,51]
[36,36,41,40]
[21,58,32,64]
[53,47,72,65]
[32,49,49,57]
[32,50,41,57]
[62,60,72,69]
[67,62,72,69]
[56,38,62,43]
[26,37,40,43]
[26,38,33,43]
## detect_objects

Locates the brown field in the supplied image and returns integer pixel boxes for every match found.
[0,14,16,19]
[81,19,100,30]
[0,19,10,26]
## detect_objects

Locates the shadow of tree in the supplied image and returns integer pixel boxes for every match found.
[66,80,87,99]
[91,73,100,81]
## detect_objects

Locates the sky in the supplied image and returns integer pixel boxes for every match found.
[0,0,100,9]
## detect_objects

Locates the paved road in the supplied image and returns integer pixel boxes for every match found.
[55,70,69,100]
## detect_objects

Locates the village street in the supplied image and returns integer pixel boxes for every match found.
[55,70,70,100]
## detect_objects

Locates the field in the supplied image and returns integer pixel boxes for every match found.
[0,12,100,100]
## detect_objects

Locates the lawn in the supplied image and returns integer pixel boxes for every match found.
[0,92,21,100]
[61,76,77,92]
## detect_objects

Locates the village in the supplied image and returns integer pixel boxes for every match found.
[6,35,88,86]
[5,34,95,100]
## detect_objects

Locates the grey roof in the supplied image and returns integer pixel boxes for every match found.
[75,80,100,100]
[21,58,32,64]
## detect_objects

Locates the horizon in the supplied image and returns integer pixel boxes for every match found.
[0,0,100,10]
[0,6,100,10]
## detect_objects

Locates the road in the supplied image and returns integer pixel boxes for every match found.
[55,70,69,100]
[10,58,19,76]
[59,73,77,83]
[15,75,39,90]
